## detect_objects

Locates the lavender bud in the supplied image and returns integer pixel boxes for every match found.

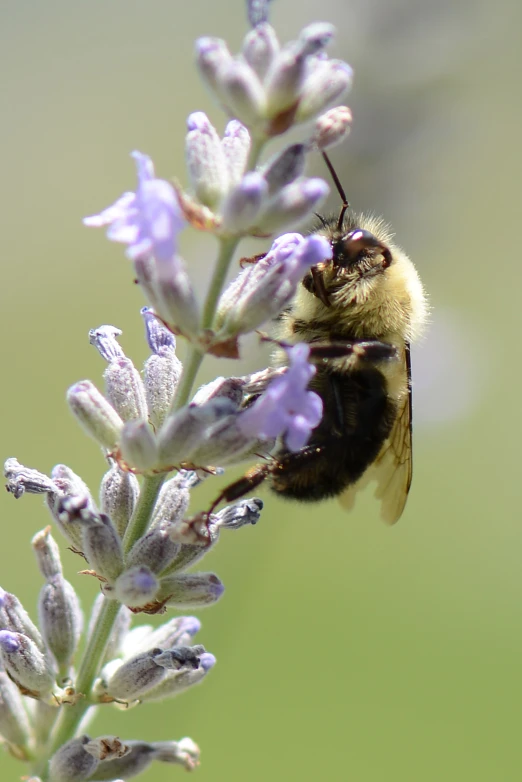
[157,572,224,608]
[218,59,267,127]
[38,575,83,675]
[156,397,237,468]
[221,120,251,187]
[100,463,139,538]
[242,22,279,79]
[298,21,336,54]
[103,357,148,423]
[215,497,263,529]
[49,735,99,782]
[220,172,268,233]
[191,375,246,407]
[195,36,233,94]
[81,514,124,582]
[0,631,55,697]
[32,527,62,579]
[119,420,159,473]
[142,308,182,428]
[0,668,32,751]
[103,649,168,701]
[4,458,56,499]
[255,177,329,232]
[186,112,229,208]
[187,414,259,467]
[263,45,307,116]
[295,59,353,122]
[125,527,180,574]
[143,653,215,703]
[0,590,44,651]
[111,565,159,608]
[313,105,352,150]
[67,380,123,452]
[261,143,307,196]
[127,616,201,657]
[88,596,131,664]
[88,325,124,362]
[150,472,195,530]
[47,465,98,549]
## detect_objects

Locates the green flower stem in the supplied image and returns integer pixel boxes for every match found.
[122,472,166,553]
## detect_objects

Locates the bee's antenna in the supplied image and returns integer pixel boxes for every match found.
[321,151,349,232]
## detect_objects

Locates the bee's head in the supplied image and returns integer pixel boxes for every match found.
[332,227,392,276]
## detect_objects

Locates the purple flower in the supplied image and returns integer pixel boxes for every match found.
[83,151,186,263]
[238,343,323,451]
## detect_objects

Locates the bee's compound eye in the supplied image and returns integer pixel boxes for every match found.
[337,229,392,269]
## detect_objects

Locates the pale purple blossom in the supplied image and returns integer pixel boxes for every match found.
[239,343,323,451]
[83,151,186,263]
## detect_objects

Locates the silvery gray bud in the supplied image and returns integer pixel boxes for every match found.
[191,376,246,407]
[220,172,268,233]
[0,668,32,752]
[143,652,215,703]
[103,649,168,701]
[38,575,83,675]
[242,22,279,79]
[100,463,139,538]
[111,565,159,608]
[255,177,329,232]
[298,21,336,54]
[88,597,132,664]
[156,398,237,468]
[218,59,267,127]
[47,465,98,549]
[195,36,233,94]
[185,112,229,208]
[84,735,129,763]
[81,514,124,582]
[215,497,263,529]
[49,735,99,782]
[295,59,353,122]
[313,105,352,150]
[187,413,259,466]
[142,308,182,429]
[0,631,55,698]
[0,590,43,651]
[103,357,148,423]
[150,472,196,530]
[67,380,123,452]
[263,45,307,117]
[32,527,62,579]
[261,143,307,196]
[221,120,251,187]
[119,420,159,473]
[157,572,224,608]
[127,616,202,657]
[125,527,180,574]
[4,458,56,499]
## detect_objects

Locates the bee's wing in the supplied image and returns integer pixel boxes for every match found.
[339,343,413,524]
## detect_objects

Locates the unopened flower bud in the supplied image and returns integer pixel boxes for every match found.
[0,668,32,751]
[221,120,251,187]
[242,22,279,78]
[38,575,83,675]
[103,649,168,701]
[0,590,44,651]
[47,465,98,549]
[49,735,99,782]
[220,172,268,233]
[261,143,307,196]
[295,59,353,122]
[125,527,180,574]
[195,37,233,93]
[128,616,201,657]
[185,112,229,208]
[143,653,216,703]
[264,45,307,117]
[187,413,258,467]
[142,308,182,429]
[157,572,224,608]
[255,177,329,233]
[103,357,148,423]
[4,458,56,499]
[81,514,124,582]
[150,472,196,530]
[32,527,62,579]
[191,376,246,407]
[67,380,123,452]
[100,463,139,537]
[313,105,352,150]
[119,419,159,473]
[112,565,159,608]
[0,631,55,698]
[298,21,336,54]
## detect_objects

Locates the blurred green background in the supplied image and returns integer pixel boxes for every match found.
[1,0,522,779]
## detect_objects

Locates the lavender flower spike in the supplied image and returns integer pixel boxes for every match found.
[83,151,186,263]
[239,343,323,452]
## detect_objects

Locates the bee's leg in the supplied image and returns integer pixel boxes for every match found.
[207,463,271,515]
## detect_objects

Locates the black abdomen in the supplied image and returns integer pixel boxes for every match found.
[270,366,396,501]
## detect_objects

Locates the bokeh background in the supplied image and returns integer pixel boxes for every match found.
[1,0,522,779]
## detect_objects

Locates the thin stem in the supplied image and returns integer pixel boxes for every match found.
[122,472,166,553]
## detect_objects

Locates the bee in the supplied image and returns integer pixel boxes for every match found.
[210,153,428,523]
